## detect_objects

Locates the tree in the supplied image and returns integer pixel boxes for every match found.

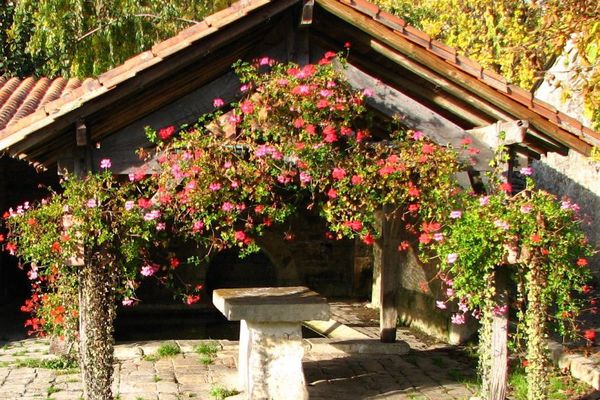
[3,0,232,78]
[374,0,600,130]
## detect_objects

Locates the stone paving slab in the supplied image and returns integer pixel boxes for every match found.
[0,336,479,400]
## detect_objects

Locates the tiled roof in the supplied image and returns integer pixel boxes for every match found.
[0,76,89,131]
[0,0,598,164]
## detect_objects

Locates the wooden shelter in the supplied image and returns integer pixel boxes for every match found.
[0,0,598,342]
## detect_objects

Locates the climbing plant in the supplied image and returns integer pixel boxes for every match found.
[422,146,594,399]
[2,53,594,400]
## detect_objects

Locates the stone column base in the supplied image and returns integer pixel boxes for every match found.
[239,320,308,400]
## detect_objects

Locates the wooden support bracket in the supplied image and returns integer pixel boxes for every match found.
[299,0,315,26]
[466,120,528,150]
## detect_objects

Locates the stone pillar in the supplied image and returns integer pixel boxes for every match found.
[243,321,307,399]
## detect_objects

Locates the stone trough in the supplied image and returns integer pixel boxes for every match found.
[213,286,329,400]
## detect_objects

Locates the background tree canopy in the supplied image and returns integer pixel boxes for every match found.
[0,0,231,78]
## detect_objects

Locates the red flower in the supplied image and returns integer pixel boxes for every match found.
[582,284,593,294]
[421,143,434,154]
[325,232,335,240]
[344,220,363,231]
[305,124,316,135]
[293,117,305,128]
[408,203,419,213]
[356,130,369,142]
[499,182,512,193]
[398,241,410,251]
[234,231,247,242]
[408,186,420,198]
[522,359,529,368]
[327,188,337,199]
[186,295,201,305]
[418,233,432,245]
[460,137,473,145]
[324,51,336,59]
[5,242,17,255]
[530,234,541,244]
[584,329,596,342]
[344,41,351,48]
[159,125,176,140]
[362,233,374,245]
[332,167,346,180]
[170,257,181,269]
[468,147,480,155]
[51,242,61,253]
[0,234,4,242]
[577,258,588,267]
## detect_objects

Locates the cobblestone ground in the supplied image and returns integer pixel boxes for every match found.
[0,338,478,400]
[0,301,481,400]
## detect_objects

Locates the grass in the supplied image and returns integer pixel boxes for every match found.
[47,385,60,395]
[508,365,590,400]
[210,386,239,400]
[14,357,78,371]
[143,343,181,361]
[195,341,219,365]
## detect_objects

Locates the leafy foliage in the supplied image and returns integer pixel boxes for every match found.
[3,0,232,77]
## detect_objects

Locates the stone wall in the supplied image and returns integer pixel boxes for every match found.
[532,151,600,276]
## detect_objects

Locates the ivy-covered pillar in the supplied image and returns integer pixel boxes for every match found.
[78,247,118,400]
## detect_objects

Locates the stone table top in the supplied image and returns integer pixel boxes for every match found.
[213,286,330,322]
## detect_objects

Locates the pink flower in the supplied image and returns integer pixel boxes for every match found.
[141,264,158,277]
[327,188,337,199]
[27,268,38,280]
[332,167,346,180]
[292,85,311,96]
[125,200,135,211]
[213,98,225,108]
[458,301,469,313]
[494,220,510,231]
[433,233,444,242]
[520,204,533,214]
[447,253,458,264]
[240,84,250,92]
[240,100,254,114]
[221,202,234,212]
[209,182,222,191]
[319,89,333,97]
[446,288,455,297]
[122,298,135,306]
[520,167,533,176]
[412,131,424,140]
[143,210,161,221]
[100,158,112,169]
[277,78,289,86]
[193,221,204,232]
[156,222,166,231]
[344,220,363,231]
[351,175,363,185]
[299,172,312,185]
[450,210,462,219]
[362,88,374,97]
[451,313,466,325]
[436,301,447,309]
[479,196,489,206]
[86,199,97,208]
[492,305,508,316]
[258,56,272,66]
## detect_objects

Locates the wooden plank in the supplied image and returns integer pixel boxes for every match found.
[489,267,509,400]
[376,207,398,343]
[315,0,592,155]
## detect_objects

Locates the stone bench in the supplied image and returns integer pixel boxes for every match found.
[213,286,330,400]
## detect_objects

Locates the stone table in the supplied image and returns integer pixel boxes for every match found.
[213,286,330,400]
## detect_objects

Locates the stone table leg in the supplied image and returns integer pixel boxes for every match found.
[243,321,308,400]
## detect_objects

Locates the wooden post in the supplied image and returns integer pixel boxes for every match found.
[376,207,398,343]
[488,267,509,400]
